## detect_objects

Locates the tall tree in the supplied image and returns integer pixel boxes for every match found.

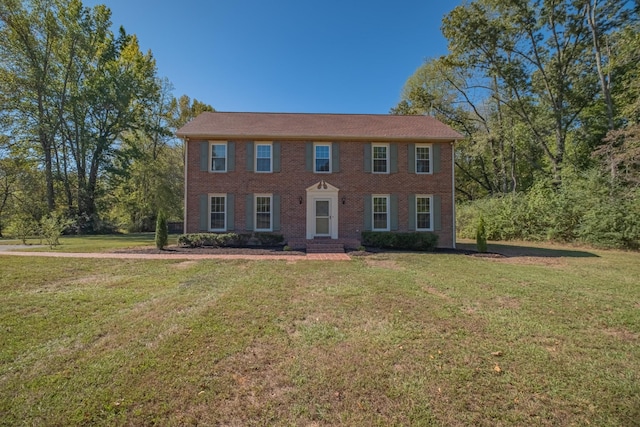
[393,57,536,199]
[1,0,161,232]
[0,0,67,210]
[107,81,194,231]
[63,28,159,231]
[442,0,600,183]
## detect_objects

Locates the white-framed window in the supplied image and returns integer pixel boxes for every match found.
[209,194,226,231]
[416,144,432,174]
[314,143,331,173]
[255,143,272,173]
[255,194,272,231]
[416,195,433,231]
[372,195,390,231]
[372,143,389,174]
[210,142,227,172]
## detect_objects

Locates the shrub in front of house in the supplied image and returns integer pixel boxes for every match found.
[361,231,438,251]
[177,232,284,248]
[255,232,285,246]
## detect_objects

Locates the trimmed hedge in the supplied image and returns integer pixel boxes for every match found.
[177,232,284,248]
[361,231,439,251]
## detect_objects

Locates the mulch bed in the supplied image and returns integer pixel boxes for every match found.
[112,245,307,256]
[112,245,499,258]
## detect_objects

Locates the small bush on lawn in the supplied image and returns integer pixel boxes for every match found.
[476,216,487,253]
[7,214,38,244]
[155,210,168,250]
[39,213,73,248]
[177,232,283,248]
[361,231,438,251]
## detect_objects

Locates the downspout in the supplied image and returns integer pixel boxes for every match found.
[451,141,456,249]
[183,137,189,235]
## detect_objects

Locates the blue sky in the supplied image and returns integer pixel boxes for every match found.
[83,0,463,114]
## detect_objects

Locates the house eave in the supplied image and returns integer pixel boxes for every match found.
[176,132,461,143]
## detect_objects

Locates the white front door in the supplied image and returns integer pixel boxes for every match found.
[315,199,331,237]
[305,181,339,239]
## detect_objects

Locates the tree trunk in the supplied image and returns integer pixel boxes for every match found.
[586,0,615,131]
[41,133,55,212]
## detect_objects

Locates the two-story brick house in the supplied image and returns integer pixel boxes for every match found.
[176,112,461,250]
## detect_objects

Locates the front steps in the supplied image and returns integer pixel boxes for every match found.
[288,238,360,253]
[305,241,345,254]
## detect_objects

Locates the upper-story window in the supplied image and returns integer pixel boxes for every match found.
[255,143,272,173]
[372,144,389,174]
[314,143,331,173]
[210,142,227,172]
[416,144,432,174]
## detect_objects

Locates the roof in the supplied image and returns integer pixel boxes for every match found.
[176,112,463,142]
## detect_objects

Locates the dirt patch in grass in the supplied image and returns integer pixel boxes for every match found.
[30,274,126,293]
[495,296,522,309]
[602,327,639,342]
[364,258,403,270]
[482,255,569,267]
[172,260,199,269]
[423,286,452,300]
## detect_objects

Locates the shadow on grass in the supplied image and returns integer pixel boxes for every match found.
[456,241,599,258]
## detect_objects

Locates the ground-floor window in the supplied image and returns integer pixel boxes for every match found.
[372,195,389,231]
[416,195,432,230]
[255,195,272,231]
[210,194,226,231]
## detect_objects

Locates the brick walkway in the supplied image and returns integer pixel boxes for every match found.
[0,251,351,261]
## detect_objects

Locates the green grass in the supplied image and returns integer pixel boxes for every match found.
[0,233,171,252]
[1,243,639,425]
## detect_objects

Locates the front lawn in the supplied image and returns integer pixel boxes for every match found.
[1,244,638,425]
[1,233,166,252]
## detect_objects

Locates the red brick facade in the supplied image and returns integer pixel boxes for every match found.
[184,139,456,248]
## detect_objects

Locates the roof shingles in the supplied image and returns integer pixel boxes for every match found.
[176,112,462,142]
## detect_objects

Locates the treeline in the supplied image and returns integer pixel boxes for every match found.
[394,0,640,249]
[0,0,213,235]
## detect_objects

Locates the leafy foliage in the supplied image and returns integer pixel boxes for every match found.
[154,210,168,250]
[361,231,439,251]
[6,214,37,244]
[177,233,285,248]
[476,217,487,253]
[0,0,213,234]
[457,171,640,249]
[39,212,73,248]
[393,0,639,248]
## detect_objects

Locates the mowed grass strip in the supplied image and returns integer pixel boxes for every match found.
[2,233,164,252]
[1,247,639,426]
